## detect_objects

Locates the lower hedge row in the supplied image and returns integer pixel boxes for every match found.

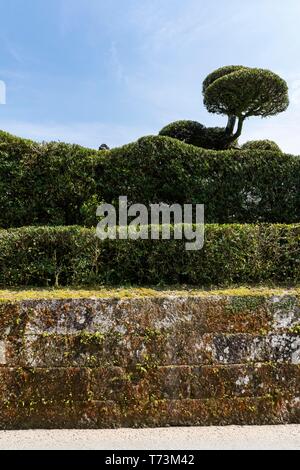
[0,224,299,287]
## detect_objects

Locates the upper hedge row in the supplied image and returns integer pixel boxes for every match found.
[0,131,299,228]
[0,224,299,287]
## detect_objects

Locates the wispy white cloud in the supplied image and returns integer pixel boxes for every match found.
[109,42,124,83]
[129,1,253,54]
[0,32,26,65]
[1,0,299,154]
[7,45,24,64]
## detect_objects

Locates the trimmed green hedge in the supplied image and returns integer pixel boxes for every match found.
[158,121,236,150]
[242,140,282,152]
[101,136,300,224]
[0,131,100,228]
[0,224,299,287]
[159,120,206,145]
[0,132,299,228]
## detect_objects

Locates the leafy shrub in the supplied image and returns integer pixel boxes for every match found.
[0,133,299,228]
[101,136,300,224]
[0,132,102,228]
[0,224,299,287]
[242,140,282,152]
[159,122,236,149]
[202,65,246,94]
[200,127,238,150]
[159,120,205,146]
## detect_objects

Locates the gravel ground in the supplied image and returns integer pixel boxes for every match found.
[0,425,299,450]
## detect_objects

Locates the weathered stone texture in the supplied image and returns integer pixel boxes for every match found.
[0,293,299,428]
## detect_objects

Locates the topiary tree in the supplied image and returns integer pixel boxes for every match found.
[199,127,239,150]
[203,66,289,147]
[159,120,205,146]
[159,121,238,150]
[242,140,282,152]
[159,121,239,150]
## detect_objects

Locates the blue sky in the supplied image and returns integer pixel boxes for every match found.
[0,0,299,152]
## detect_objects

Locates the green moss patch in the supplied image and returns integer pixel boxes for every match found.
[0,286,299,302]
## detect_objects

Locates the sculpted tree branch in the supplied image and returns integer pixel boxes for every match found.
[203,66,289,148]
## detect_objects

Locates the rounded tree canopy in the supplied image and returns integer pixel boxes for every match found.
[202,65,246,94]
[203,66,289,118]
[242,140,282,152]
[159,120,205,144]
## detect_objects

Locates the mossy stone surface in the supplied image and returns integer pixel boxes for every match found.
[0,289,299,428]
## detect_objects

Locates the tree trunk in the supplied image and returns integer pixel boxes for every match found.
[234,116,245,139]
[226,116,245,144]
[226,116,236,135]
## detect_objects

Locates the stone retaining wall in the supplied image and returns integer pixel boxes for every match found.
[0,292,299,428]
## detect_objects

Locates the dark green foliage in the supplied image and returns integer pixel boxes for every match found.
[0,224,299,287]
[159,122,236,150]
[0,130,35,146]
[242,140,282,152]
[101,136,300,224]
[202,66,289,147]
[202,65,246,94]
[161,68,289,151]
[0,226,98,287]
[159,120,205,146]
[0,131,102,228]
[0,133,299,228]
[204,67,289,118]
[199,127,238,150]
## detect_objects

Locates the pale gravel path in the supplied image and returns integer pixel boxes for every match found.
[0,425,299,450]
